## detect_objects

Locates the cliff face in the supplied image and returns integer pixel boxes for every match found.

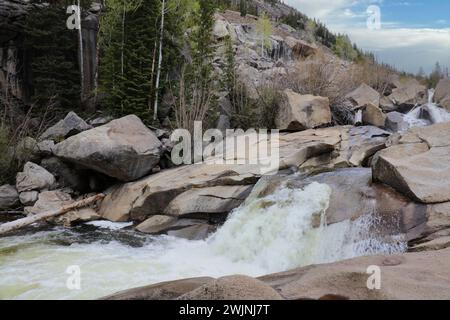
[0,0,99,106]
[0,0,37,103]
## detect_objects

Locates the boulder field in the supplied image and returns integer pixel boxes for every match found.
[99,120,450,300]
[2,111,450,299]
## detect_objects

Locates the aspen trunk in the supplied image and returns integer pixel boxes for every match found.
[153,0,166,121]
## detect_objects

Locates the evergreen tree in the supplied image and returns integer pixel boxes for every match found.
[24,2,82,109]
[99,0,187,123]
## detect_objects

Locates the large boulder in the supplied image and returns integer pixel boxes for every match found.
[261,248,450,300]
[434,78,450,111]
[39,112,91,141]
[40,157,90,192]
[373,122,450,203]
[19,191,39,206]
[136,216,213,239]
[135,215,177,234]
[16,162,55,192]
[0,184,19,209]
[177,275,283,300]
[99,125,390,222]
[25,190,100,225]
[388,78,426,108]
[296,126,390,170]
[25,190,73,215]
[36,140,55,157]
[164,185,252,217]
[345,84,380,108]
[103,277,214,300]
[54,115,162,182]
[99,164,258,222]
[434,78,450,103]
[385,112,409,132]
[276,89,331,131]
[15,137,39,162]
[167,223,215,240]
[284,36,317,58]
[108,248,450,300]
[252,168,425,239]
[362,103,386,128]
[379,96,397,112]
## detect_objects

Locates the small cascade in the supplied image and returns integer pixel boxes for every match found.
[404,89,450,128]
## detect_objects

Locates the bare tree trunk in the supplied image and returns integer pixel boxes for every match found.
[148,40,157,113]
[121,4,126,76]
[0,194,105,236]
[78,0,85,101]
[153,0,166,121]
[94,15,101,106]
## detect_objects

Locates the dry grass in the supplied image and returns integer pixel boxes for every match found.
[0,94,55,184]
[285,49,397,124]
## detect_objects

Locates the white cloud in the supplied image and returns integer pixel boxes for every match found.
[284,0,450,73]
[284,0,355,19]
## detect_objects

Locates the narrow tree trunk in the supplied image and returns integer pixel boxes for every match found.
[148,40,157,113]
[153,0,166,121]
[121,4,126,76]
[0,194,105,236]
[78,0,85,101]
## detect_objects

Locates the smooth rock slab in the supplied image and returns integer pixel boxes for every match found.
[345,83,380,108]
[164,185,253,217]
[135,215,177,234]
[177,275,283,300]
[373,143,450,203]
[102,277,214,300]
[54,115,162,182]
[261,248,450,300]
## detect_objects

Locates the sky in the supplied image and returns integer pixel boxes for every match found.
[284,0,450,74]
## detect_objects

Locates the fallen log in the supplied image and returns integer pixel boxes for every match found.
[0,193,105,236]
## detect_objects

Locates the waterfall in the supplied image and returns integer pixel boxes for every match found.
[404,89,450,128]
[0,182,406,299]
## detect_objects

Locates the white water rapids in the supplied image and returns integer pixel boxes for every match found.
[0,182,406,300]
[404,89,450,128]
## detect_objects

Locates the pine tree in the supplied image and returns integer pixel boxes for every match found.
[24,3,82,109]
[99,0,187,123]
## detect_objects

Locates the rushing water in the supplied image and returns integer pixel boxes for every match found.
[0,182,406,300]
[404,89,450,129]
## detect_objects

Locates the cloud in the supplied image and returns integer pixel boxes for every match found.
[284,0,355,19]
[284,0,450,73]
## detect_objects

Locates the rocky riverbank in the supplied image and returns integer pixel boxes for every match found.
[1,0,450,300]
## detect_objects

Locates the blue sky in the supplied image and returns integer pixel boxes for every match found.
[284,0,450,74]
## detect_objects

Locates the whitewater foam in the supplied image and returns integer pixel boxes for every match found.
[404,89,450,129]
[0,182,406,299]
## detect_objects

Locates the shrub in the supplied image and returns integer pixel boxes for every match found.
[230,82,282,130]
[0,126,14,185]
[287,50,357,105]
